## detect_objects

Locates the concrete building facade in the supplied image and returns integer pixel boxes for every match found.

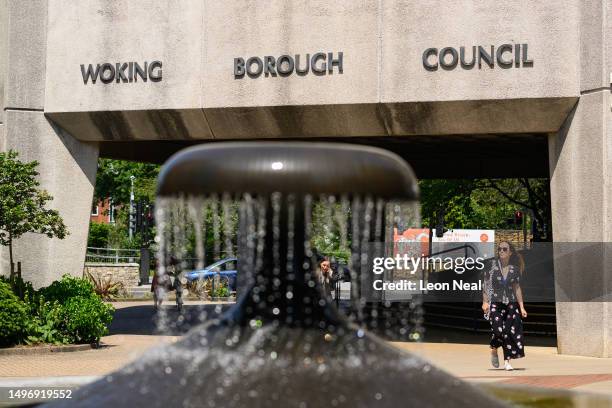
[0,0,610,356]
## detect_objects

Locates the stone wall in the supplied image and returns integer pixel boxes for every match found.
[495,230,534,248]
[83,263,140,288]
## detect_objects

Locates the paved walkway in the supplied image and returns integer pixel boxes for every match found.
[1,302,612,399]
[394,341,612,396]
[0,334,177,378]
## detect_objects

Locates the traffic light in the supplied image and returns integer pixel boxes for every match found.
[135,201,143,231]
[435,209,447,238]
[145,204,154,227]
[514,210,523,225]
[128,204,136,238]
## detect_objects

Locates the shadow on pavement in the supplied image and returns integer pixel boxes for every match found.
[109,304,234,336]
[108,303,557,348]
[421,326,557,347]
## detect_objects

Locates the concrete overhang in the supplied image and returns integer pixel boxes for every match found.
[43,0,581,142]
[45,97,578,142]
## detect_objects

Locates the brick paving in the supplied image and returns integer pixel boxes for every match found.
[0,335,178,377]
[502,374,612,388]
[394,341,612,396]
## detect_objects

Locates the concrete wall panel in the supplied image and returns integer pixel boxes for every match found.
[44,0,580,117]
[381,0,580,103]
[45,0,204,113]
[0,0,7,123]
[579,0,609,91]
[5,0,47,110]
[202,0,379,108]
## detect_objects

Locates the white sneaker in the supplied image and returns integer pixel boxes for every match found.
[504,360,514,371]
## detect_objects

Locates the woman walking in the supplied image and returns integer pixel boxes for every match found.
[316,256,335,299]
[482,241,527,371]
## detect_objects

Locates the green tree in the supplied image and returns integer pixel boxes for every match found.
[93,159,159,249]
[419,178,552,241]
[0,151,68,278]
[419,179,477,229]
[94,159,159,205]
[87,222,111,248]
[476,178,551,241]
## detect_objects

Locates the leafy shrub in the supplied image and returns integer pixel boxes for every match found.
[59,297,114,344]
[0,281,31,347]
[1,275,115,347]
[33,275,114,344]
[26,299,67,345]
[38,274,97,302]
[0,275,35,301]
[214,286,230,298]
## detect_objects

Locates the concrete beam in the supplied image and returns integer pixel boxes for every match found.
[47,97,577,142]
[46,109,213,142]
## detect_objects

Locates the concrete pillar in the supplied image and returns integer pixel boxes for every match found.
[0,0,99,288]
[0,0,9,277]
[548,0,612,357]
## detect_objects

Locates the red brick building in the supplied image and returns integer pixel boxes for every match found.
[90,198,114,224]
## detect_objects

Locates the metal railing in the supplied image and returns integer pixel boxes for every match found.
[85,247,141,264]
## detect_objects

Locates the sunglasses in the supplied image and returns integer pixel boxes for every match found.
[498,247,510,252]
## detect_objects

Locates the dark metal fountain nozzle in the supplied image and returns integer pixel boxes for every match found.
[157,142,419,199]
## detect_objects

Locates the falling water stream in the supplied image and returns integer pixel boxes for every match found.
[153,194,423,340]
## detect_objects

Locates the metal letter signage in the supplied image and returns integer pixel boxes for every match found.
[422,44,532,71]
[234,52,343,78]
[80,61,163,84]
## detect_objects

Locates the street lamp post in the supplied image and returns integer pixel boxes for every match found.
[129,175,135,240]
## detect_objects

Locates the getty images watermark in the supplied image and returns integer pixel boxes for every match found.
[371,254,486,292]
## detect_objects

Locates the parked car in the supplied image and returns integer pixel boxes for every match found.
[185,258,237,291]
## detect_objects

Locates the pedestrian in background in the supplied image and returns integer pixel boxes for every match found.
[482,241,527,371]
[316,256,335,299]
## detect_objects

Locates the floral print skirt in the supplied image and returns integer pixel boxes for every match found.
[489,302,525,360]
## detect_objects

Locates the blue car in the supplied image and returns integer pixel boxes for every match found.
[185,258,238,291]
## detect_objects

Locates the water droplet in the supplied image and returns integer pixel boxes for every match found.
[375,392,382,400]
[164,366,172,374]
